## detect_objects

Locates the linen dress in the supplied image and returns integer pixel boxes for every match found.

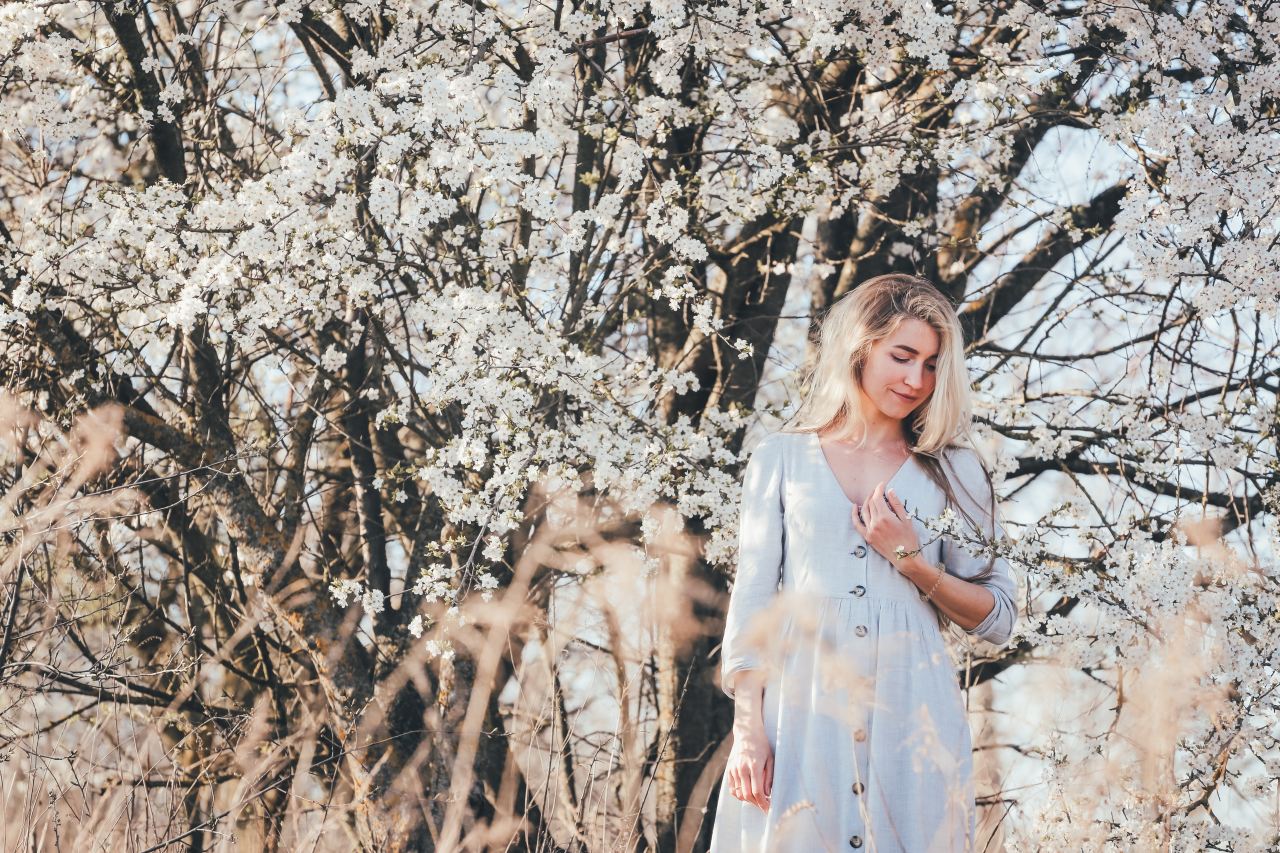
[708,430,1018,853]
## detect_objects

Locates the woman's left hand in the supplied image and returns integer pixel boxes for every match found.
[850,482,919,566]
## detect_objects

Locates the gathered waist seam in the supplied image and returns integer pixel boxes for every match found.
[781,586,927,605]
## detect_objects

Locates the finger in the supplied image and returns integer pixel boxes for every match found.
[764,752,774,799]
[851,502,864,532]
[880,484,901,517]
[866,481,886,522]
[876,481,893,518]
[886,486,907,519]
[726,767,741,799]
[750,764,767,811]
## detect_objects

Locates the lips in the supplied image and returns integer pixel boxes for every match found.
[892,390,917,402]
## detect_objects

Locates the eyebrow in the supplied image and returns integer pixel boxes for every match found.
[892,344,938,359]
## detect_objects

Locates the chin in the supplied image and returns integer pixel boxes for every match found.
[876,401,908,418]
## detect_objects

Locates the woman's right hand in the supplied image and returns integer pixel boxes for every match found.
[725,722,773,811]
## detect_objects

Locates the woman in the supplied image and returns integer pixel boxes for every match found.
[708,274,1019,852]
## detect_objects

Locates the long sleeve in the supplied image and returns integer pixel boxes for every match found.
[719,432,786,699]
[941,447,1018,647]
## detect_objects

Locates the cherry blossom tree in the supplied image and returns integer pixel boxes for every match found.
[0,0,1277,849]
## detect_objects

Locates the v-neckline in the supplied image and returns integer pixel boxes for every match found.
[811,432,915,506]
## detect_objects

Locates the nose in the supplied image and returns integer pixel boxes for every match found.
[904,363,924,389]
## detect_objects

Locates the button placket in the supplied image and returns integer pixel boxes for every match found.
[851,729,868,846]
[848,540,869,595]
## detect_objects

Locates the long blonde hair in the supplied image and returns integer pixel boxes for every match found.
[784,273,969,453]
[780,273,1000,588]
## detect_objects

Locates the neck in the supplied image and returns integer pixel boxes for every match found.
[830,420,906,448]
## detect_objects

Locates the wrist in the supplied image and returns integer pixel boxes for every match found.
[732,711,767,737]
[897,555,938,584]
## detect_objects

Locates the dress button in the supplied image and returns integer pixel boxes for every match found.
[854,625,867,637]
[854,728,866,742]
[851,585,865,597]
[852,545,867,558]
[849,835,863,848]
[851,781,864,795]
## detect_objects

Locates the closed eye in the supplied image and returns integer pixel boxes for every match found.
[892,355,936,371]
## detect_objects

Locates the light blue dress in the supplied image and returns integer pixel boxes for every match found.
[708,430,1018,853]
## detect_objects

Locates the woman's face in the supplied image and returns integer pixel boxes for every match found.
[859,317,939,419]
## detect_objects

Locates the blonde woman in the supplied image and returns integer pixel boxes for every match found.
[708,274,1018,852]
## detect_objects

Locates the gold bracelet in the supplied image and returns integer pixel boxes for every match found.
[923,563,945,600]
